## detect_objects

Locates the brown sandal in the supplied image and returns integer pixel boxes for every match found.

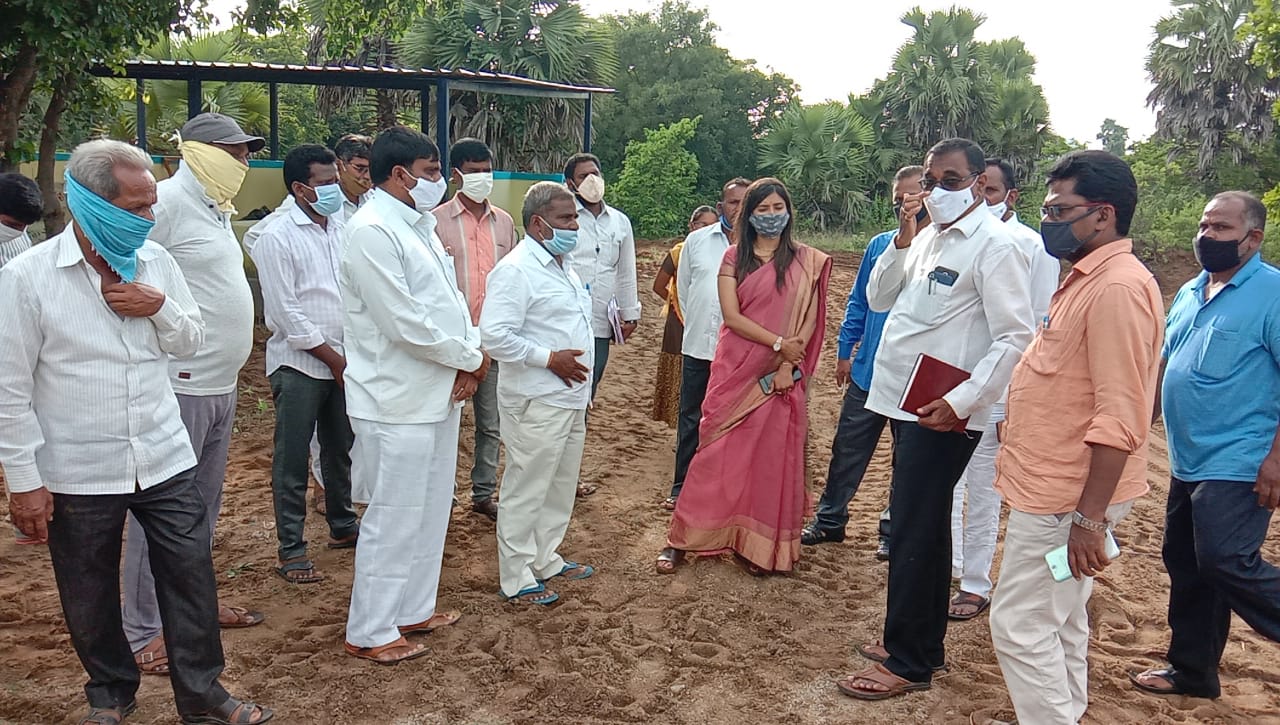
[398,610,462,634]
[134,636,169,675]
[856,640,948,672]
[836,663,931,701]
[948,591,990,621]
[344,636,428,665]
[219,605,266,628]
[79,701,136,725]
[182,696,274,724]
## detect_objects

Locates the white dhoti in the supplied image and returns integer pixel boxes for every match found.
[496,399,586,597]
[345,409,460,648]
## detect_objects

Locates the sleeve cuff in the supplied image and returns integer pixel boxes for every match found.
[287,330,327,351]
[621,304,642,321]
[1084,415,1142,453]
[3,464,43,493]
[525,346,552,369]
[837,342,855,360]
[943,384,979,420]
[148,296,180,330]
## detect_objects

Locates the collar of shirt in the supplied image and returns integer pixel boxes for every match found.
[1067,238,1134,278]
[575,197,613,220]
[55,223,161,269]
[172,164,220,210]
[369,186,436,234]
[443,195,494,221]
[1191,251,1263,293]
[523,234,557,268]
[286,199,344,234]
[934,202,988,240]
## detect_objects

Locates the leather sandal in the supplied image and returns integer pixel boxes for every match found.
[836,663,931,701]
[398,610,462,634]
[134,636,169,676]
[182,696,274,724]
[79,701,137,725]
[344,636,429,665]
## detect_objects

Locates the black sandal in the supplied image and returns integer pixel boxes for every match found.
[656,547,683,574]
[80,701,137,725]
[182,697,274,724]
[1128,668,1190,696]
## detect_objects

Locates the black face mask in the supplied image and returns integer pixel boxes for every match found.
[893,201,928,225]
[1194,234,1244,273]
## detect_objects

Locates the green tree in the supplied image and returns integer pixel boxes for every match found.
[1096,118,1130,156]
[609,116,701,239]
[398,0,617,172]
[594,1,795,197]
[758,103,877,231]
[1147,0,1278,177]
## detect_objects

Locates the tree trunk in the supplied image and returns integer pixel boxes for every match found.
[376,89,398,131]
[37,72,74,236]
[0,43,42,171]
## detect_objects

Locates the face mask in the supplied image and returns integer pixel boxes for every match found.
[987,192,1011,221]
[404,169,448,213]
[893,202,929,225]
[63,170,155,282]
[178,140,247,213]
[535,216,579,256]
[0,223,26,244]
[575,173,605,204]
[305,182,345,218]
[923,184,976,226]
[749,211,790,238]
[459,172,494,203]
[719,213,733,231]
[1194,234,1244,273]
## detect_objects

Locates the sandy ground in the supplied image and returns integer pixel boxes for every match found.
[2,243,1279,725]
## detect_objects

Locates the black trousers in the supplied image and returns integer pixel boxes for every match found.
[881,421,981,683]
[47,469,229,716]
[670,355,712,499]
[269,366,358,561]
[1164,477,1280,698]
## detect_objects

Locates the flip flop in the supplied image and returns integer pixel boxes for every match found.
[505,583,559,606]
[538,561,594,582]
[399,610,462,634]
[948,591,991,621]
[1128,668,1191,696]
[182,697,274,724]
[79,701,137,725]
[856,641,948,673]
[343,637,429,666]
[219,605,266,629]
[836,663,931,701]
[326,532,359,549]
[275,558,325,584]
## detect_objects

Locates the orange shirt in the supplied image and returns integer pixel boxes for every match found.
[994,239,1164,515]
[432,197,518,325]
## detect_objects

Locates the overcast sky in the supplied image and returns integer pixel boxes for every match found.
[208,0,1173,144]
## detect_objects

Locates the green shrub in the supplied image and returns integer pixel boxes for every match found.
[608,116,702,240]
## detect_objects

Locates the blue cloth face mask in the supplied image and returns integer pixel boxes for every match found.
[719,213,734,231]
[307,182,345,217]
[64,170,155,282]
[536,216,579,255]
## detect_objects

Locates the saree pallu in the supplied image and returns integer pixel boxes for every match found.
[666,243,833,571]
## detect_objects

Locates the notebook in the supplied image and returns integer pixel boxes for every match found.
[898,353,971,432]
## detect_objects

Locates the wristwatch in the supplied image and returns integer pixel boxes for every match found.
[772,336,783,352]
[1071,510,1108,533]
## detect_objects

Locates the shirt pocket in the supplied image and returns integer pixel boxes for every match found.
[1194,325,1240,381]
[1023,328,1078,375]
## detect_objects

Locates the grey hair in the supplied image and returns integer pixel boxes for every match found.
[521,181,575,228]
[1211,190,1267,234]
[66,139,153,200]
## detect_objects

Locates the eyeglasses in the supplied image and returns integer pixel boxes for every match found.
[1040,203,1108,222]
[921,172,978,192]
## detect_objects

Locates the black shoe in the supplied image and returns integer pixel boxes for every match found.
[875,538,890,561]
[471,496,499,521]
[800,526,845,545]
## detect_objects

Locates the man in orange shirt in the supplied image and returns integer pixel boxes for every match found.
[432,138,518,520]
[985,150,1164,725]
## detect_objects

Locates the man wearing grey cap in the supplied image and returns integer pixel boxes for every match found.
[122,113,266,674]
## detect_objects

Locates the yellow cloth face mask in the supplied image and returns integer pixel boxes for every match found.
[178,140,248,214]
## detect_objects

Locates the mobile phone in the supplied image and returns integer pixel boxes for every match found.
[1045,530,1121,582]
[759,367,803,394]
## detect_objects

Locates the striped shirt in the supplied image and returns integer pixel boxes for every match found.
[250,203,346,380]
[0,227,204,495]
[0,230,32,267]
[432,196,518,326]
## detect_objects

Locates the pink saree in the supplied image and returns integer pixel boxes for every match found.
[667,243,833,572]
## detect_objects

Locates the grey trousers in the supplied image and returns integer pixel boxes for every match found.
[122,391,236,652]
[469,362,501,502]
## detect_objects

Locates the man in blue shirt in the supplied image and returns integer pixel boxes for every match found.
[802,165,927,554]
[1130,191,1280,700]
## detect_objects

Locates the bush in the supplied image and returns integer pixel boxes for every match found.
[608,116,702,239]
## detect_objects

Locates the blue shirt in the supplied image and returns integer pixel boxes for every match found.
[838,230,894,392]
[1162,253,1280,482]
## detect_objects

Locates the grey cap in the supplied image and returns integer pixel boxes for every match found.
[180,112,265,152]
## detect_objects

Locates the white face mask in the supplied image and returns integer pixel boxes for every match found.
[924,184,977,226]
[405,170,448,213]
[987,192,1010,221]
[575,173,605,204]
[459,172,493,203]
[0,223,26,244]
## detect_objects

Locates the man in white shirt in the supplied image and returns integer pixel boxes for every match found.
[341,126,489,664]
[663,177,748,509]
[481,181,595,605]
[947,158,1062,622]
[837,138,1035,702]
[564,153,640,497]
[122,113,265,666]
[0,172,40,267]
[0,139,272,725]
[250,144,360,584]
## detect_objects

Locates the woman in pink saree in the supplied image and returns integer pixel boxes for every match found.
[657,178,832,574]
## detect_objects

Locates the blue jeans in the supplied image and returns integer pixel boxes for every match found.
[1163,477,1280,697]
[811,384,890,535]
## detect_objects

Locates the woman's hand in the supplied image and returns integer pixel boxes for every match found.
[780,336,805,364]
[770,364,796,394]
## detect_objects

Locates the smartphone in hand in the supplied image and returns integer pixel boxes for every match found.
[758,367,804,395]
[1045,530,1121,582]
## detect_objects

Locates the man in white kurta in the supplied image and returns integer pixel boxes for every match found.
[481,182,596,604]
[340,127,488,663]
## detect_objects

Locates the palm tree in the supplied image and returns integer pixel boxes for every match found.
[1147,0,1280,177]
[398,0,618,171]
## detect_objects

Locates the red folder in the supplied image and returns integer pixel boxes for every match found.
[898,354,971,432]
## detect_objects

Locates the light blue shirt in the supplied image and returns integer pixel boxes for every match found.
[838,230,894,392]
[1162,253,1280,482]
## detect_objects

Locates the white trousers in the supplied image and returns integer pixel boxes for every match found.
[951,403,1004,596]
[496,399,586,597]
[990,500,1133,725]
[345,410,460,648]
